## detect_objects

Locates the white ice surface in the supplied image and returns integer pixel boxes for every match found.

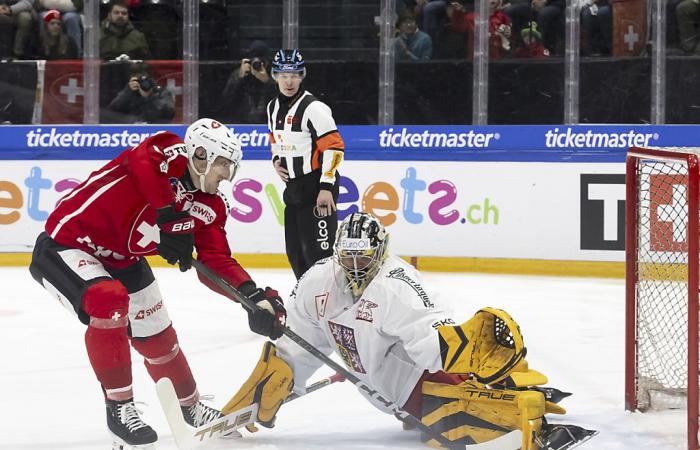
[0,267,688,449]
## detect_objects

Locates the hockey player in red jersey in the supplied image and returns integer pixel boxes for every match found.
[28,118,286,450]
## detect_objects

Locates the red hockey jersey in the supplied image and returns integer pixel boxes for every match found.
[45,131,252,293]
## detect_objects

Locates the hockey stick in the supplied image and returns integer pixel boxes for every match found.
[156,373,346,449]
[191,260,523,450]
[286,372,345,401]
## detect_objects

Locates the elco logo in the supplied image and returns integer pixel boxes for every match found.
[580,174,625,251]
[317,219,329,250]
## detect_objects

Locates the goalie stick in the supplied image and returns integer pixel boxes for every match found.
[190,260,523,450]
[156,373,344,449]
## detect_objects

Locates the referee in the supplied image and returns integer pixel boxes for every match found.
[267,49,345,279]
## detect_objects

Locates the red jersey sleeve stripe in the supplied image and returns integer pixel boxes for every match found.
[49,174,128,239]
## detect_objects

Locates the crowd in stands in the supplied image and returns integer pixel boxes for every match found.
[397,0,700,59]
[0,0,699,63]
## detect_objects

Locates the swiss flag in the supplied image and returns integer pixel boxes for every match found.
[39,60,184,124]
[147,60,183,124]
[42,60,84,124]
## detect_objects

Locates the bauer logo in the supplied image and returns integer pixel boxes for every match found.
[580,174,625,251]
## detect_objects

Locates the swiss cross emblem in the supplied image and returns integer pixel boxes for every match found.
[649,174,688,252]
[356,299,377,323]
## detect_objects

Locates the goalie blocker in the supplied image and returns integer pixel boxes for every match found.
[226,307,596,449]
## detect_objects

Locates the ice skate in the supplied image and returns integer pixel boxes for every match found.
[106,398,157,450]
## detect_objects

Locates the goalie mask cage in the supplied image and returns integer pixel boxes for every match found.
[625,146,700,450]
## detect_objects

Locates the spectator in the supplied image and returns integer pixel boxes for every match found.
[218,40,277,124]
[513,21,549,57]
[395,12,433,60]
[39,0,83,56]
[37,9,78,59]
[100,0,150,61]
[422,0,449,37]
[105,62,174,123]
[506,0,564,55]
[580,0,611,56]
[0,0,37,59]
[676,0,700,53]
[448,0,512,59]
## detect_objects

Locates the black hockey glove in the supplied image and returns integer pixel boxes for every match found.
[240,282,287,339]
[156,205,195,272]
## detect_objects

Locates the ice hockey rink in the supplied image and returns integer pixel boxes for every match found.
[1,266,688,450]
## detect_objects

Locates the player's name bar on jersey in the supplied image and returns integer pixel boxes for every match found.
[3,124,700,162]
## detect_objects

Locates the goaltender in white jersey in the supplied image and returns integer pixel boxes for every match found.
[223,212,597,449]
[279,251,452,410]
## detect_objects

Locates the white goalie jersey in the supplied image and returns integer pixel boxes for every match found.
[275,254,457,410]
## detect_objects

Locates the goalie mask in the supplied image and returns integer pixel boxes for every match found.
[334,212,389,298]
[185,118,242,190]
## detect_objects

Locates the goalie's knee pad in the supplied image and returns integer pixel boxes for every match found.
[82,280,129,326]
[437,307,526,384]
[421,380,544,450]
[222,341,293,428]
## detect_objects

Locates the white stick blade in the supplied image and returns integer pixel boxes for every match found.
[156,377,193,450]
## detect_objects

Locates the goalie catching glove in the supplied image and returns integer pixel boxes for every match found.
[222,341,293,429]
[239,282,287,339]
[437,307,526,384]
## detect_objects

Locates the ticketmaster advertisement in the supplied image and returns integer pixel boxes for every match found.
[0,124,695,262]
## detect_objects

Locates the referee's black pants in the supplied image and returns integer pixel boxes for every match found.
[283,171,339,279]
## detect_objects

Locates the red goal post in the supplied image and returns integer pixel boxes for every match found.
[625,146,700,450]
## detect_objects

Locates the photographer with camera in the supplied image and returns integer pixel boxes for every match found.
[218,40,277,124]
[105,61,175,124]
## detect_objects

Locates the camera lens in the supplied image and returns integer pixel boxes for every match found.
[138,75,154,91]
[252,60,262,71]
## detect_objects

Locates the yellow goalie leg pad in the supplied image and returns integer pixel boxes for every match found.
[437,307,526,384]
[421,380,544,450]
[222,341,293,429]
[497,360,566,415]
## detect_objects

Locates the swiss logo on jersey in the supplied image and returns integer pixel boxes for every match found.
[133,300,163,320]
[356,299,377,323]
[189,202,215,225]
[315,293,329,318]
[77,259,98,268]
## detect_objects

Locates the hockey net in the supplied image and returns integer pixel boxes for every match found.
[625,146,700,450]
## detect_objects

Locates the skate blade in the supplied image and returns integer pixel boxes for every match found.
[220,429,243,439]
[111,434,156,450]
